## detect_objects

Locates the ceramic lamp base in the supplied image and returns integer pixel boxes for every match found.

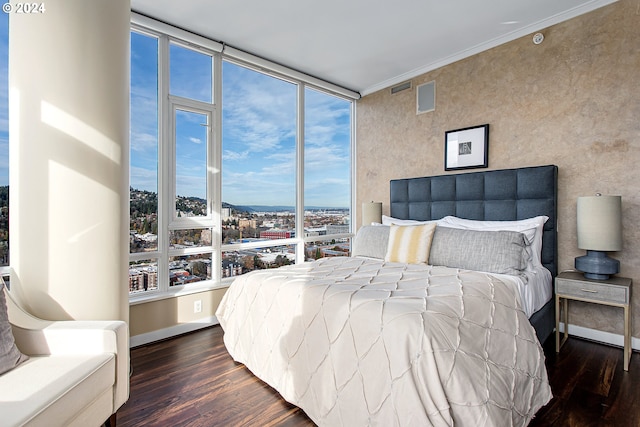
[575,250,620,280]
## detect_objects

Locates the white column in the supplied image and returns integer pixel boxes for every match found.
[9,0,130,322]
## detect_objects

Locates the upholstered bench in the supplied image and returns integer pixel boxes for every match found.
[0,284,129,427]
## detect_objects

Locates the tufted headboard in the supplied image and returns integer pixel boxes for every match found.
[390,165,558,277]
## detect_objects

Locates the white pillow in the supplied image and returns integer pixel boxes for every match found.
[352,225,390,259]
[429,227,529,276]
[382,215,437,226]
[385,223,437,264]
[438,215,548,270]
[0,283,29,375]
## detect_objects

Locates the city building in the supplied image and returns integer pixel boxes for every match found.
[260,229,295,240]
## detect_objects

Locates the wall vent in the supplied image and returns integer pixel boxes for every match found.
[390,81,412,94]
[416,80,435,114]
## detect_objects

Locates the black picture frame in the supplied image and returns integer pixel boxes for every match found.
[444,124,489,171]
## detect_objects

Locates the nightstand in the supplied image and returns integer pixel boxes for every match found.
[555,271,632,371]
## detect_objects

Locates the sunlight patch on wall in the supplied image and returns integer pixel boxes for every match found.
[41,101,121,164]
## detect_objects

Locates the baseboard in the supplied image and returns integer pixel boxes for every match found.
[130,319,637,351]
[559,322,640,351]
[130,315,220,348]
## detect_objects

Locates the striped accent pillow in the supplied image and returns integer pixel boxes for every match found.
[385,223,437,264]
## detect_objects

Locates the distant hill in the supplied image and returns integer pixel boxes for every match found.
[130,188,254,216]
[0,186,7,209]
[235,205,348,212]
[224,202,253,213]
[235,205,290,213]
[130,188,346,215]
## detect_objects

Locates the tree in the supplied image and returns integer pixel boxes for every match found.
[223,228,240,244]
[191,261,208,278]
[275,254,292,267]
[253,255,265,270]
[243,255,254,271]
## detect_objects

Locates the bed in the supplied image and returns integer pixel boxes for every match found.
[388,164,558,344]
[216,165,557,426]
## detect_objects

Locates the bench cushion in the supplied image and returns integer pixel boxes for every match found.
[0,353,115,426]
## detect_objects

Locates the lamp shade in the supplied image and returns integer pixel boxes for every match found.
[577,195,622,251]
[362,202,382,226]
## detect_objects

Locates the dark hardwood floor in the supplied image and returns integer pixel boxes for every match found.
[531,337,640,426]
[116,326,640,426]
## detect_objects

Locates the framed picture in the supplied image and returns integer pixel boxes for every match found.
[444,124,489,171]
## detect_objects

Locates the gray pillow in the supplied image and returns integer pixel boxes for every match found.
[0,282,28,375]
[428,226,529,276]
[352,225,390,260]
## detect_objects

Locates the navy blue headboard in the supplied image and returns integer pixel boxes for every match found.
[390,165,558,277]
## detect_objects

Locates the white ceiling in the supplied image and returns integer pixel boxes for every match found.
[130,0,616,96]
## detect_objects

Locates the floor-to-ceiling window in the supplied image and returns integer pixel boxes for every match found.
[167,41,216,288]
[220,61,298,277]
[129,29,160,293]
[0,12,8,271]
[130,25,219,296]
[129,16,355,299]
[303,87,352,260]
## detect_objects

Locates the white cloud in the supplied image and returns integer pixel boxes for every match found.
[304,144,349,172]
[129,166,158,192]
[222,63,297,154]
[223,150,248,161]
[130,131,157,152]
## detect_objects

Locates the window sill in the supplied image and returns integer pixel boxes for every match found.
[129,279,232,306]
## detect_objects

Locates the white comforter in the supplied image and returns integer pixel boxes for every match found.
[216,257,552,426]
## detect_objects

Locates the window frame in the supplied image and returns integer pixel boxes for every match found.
[168,96,215,226]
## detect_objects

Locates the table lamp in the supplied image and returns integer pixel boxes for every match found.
[575,194,622,280]
[361,201,382,227]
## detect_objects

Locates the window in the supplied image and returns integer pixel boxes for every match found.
[130,30,159,253]
[129,18,354,299]
[0,13,8,268]
[221,61,298,276]
[303,87,352,259]
[170,41,212,103]
[168,98,215,289]
[172,103,212,219]
[129,30,159,294]
[130,30,218,296]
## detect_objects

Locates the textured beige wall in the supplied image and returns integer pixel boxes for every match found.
[356,0,640,338]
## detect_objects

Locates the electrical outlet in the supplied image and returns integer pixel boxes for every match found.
[194,300,202,313]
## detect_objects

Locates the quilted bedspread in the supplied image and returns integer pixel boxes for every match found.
[216,257,552,426]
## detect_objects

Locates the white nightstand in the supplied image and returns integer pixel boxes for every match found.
[555,271,632,371]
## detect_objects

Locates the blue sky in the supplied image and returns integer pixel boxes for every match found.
[222,64,352,208]
[0,26,352,207]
